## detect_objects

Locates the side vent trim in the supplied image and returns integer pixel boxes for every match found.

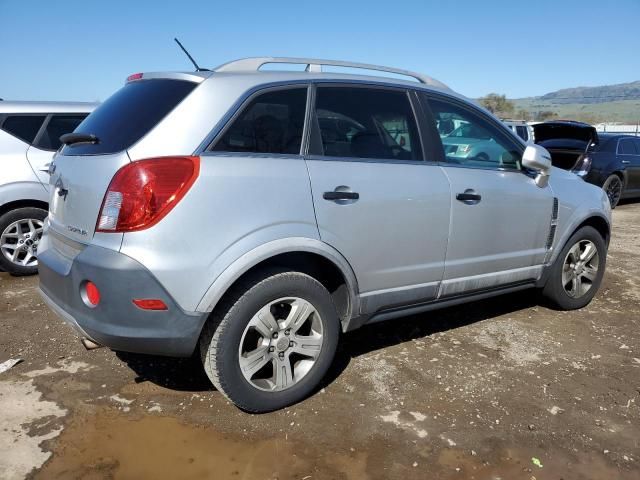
[545,197,559,250]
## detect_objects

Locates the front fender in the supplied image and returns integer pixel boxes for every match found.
[548,173,611,266]
[195,237,360,318]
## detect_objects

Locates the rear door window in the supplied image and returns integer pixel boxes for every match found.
[618,138,638,155]
[34,114,88,151]
[61,79,197,155]
[312,87,422,161]
[211,87,308,154]
[1,115,46,144]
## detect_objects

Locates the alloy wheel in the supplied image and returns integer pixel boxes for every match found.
[561,239,599,298]
[0,218,44,268]
[605,176,622,207]
[238,297,324,392]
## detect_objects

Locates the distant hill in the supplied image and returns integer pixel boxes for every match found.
[538,80,640,104]
[508,81,640,123]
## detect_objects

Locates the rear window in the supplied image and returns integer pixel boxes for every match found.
[1,115,46,144]
[61,79,197,155]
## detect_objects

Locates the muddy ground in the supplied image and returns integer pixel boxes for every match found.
[1,202,639,480]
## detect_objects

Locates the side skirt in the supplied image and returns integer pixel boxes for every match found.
[345,281,536,331]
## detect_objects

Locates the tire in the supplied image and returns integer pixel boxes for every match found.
[602,174,623,209]
[542,226,606,310]
[0,207,47,276]
[199,268,340,412]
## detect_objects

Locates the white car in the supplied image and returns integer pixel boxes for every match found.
[0,101,97,274]
[503,120,534,143]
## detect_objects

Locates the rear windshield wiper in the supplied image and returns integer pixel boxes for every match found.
[60,133,100,146]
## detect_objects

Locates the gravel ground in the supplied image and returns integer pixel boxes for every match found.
[0,202,639,480]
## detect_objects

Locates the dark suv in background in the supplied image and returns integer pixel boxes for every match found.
[533,121,640,208]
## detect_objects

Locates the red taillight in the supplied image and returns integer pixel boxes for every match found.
[133,299,168,311]
[127,73,144,82]
[96,156,200,233]
[85,282,101,306]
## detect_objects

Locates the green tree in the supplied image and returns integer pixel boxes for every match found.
[479,93,515,117]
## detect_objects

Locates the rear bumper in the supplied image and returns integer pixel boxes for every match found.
[38,241,208,357]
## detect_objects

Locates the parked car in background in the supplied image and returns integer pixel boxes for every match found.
[38,58,610,412]
[0,101,97,274]
[503,119,534,143]
[533,120,640,208]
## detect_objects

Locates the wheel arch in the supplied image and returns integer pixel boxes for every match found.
[538,212,611,289]
[576,215,611,246]
[0,199,48,218]
[196,238,360,332]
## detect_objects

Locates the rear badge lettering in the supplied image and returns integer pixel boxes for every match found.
[67,225,88,236]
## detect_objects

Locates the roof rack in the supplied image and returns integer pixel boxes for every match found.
[213,57,449,89]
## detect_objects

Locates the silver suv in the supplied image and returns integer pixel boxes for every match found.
[38,58,611,412]
[0,101,96,274]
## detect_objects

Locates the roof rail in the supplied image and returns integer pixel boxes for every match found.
[213,57,449,89]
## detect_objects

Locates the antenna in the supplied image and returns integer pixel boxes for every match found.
[174,38,209,72]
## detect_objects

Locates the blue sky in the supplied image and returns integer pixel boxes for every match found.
[1,0,638,102]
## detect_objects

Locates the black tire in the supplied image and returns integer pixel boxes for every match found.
[602,174,623,209]
[199,268,340,412]
[542,226,606,310]
[0,207,47,276]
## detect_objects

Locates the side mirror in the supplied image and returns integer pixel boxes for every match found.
[522,144,552,187]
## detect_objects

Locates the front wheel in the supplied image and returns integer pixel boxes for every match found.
[0,207,47,276]
[542,226,606,310]
[199,268,339,412]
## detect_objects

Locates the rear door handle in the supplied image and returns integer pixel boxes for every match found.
[456,189,481,204]
[621,160,631,164]
[323,191,359,201]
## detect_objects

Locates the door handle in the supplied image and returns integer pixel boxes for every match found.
[621,160,631,164]
[323,191,359,201]
[456,189,481,205]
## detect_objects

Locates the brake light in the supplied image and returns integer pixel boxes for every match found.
[97,156,200,232]
[127,73,144,82]
[571,154,592,178]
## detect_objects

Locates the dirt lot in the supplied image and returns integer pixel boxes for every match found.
[1,203,639,480]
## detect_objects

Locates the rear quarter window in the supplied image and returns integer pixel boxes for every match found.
[1,115,46,144]
[35,114,88,151]
[61,79,197,155]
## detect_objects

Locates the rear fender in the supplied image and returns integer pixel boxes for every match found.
[0,181,49,211]
[195,237,360,317]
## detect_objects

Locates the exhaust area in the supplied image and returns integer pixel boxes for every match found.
[81,338,103,351]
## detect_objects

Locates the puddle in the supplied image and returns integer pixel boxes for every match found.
[0,380,67,480]
[35,411,370,479]
[23,360,93,378]
[437,447,638,480]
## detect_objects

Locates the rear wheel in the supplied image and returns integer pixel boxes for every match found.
[199,268,339,412]
[542,226,606,310]
[0,207,47,276]
[602,174,623,208]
